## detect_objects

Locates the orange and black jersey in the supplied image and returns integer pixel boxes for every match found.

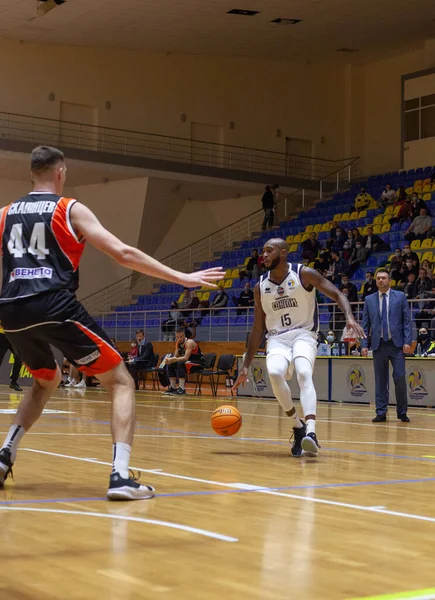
[0,192,84,303]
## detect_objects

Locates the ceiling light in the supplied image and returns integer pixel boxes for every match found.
[227,9,260,16]
[37,0,66,17]
[271,18,302,25]
[335,48,360,53]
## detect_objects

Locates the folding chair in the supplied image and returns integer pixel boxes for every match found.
[194,353,217,396]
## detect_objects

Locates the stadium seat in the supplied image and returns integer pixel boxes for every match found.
[384,206,394,215]
[381,214,391,224]
[231,268,239,278]
[313,224,322,233]
[333,214,342,221]
[372,225,381,234]
[341,212,350,221]
[321,222,331,232]
[373,215,382,225]
[358,210,367,218]
[293,234,302,243]
[410,240,421,251]
[305,225,314,232]
[422,251,434,262]
[286,235,294,244]
[421,238,433,249]
[224,279,233,289]
[381,224,391,233]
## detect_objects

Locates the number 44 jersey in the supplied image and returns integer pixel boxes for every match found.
[259,263,319,337]
[0,193,85,303]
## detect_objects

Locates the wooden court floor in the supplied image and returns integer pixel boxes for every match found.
[1,385,435,600]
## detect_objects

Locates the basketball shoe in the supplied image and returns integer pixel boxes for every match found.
[0,448,14,488]
[290,421,306,457]
[107,471,155,501]
[302,432,321,457]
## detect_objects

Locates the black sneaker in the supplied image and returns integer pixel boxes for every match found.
[163,387,177,395]
[290,421,306,458]
[107,471,155,501]
[9,382,22,392]
[175,388,186,396]
[302,432,321,457]
[0,448,14,489]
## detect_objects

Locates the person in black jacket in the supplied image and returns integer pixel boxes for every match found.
[339,275,358,303]
[261,186,275,230]
[127,329,154,390]
[301,232,322,262]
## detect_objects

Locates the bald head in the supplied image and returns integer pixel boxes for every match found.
[266,238,289,252]
[262,238,289,271]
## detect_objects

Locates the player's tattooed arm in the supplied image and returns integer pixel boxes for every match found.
[301,267,366,339]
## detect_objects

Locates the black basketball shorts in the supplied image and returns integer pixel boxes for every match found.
[0,290,122,381]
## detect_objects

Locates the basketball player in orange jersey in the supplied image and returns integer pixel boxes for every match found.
[233,238,365,457]
[0,145,223,500]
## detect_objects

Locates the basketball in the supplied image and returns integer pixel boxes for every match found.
[211,405,242,436]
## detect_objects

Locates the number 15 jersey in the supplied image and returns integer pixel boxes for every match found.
[0,192,85,303]
[259,263,319,336]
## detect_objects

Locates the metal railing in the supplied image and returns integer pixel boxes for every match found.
[0,111,359,180]
[92,296,434,344]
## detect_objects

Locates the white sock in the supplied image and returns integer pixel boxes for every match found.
[169,378,177,389]
[267,355,301,424]
[112,442,131,479]
[2,424,26,462]
[295,356,317,418]
[306,419,316,435]
[179,378,185,390]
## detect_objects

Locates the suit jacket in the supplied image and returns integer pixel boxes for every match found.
[134,340,154,366]
[362,289,412,350]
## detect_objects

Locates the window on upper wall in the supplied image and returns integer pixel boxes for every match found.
[404,93,435,142]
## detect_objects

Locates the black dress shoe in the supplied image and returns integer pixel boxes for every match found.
[398,415,410,423]
[9,382,22,392]
[372,415,387,422]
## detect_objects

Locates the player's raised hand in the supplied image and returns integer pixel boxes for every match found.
[346,317,366,340]
[181,267,224,288]
[231,367,249,392]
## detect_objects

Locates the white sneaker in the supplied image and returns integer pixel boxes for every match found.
[65,380,75,387]
[107,472,155,501]
[74,380,86,388]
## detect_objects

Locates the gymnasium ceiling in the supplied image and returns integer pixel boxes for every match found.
[1,0,434,63]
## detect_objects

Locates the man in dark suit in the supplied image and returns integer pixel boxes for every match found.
[362,269,412,423]
[127,329,154,391]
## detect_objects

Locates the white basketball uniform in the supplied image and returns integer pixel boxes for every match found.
[259,263,319,378]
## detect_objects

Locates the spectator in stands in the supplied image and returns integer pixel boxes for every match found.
[363,226,388,254]
[415,267,433,299]
[127,329,154,391]
[235,281,254,315]
[340,274,358,303]
[240,249,260,281]
[328,250,351,284]
[180,288,193,312]
[405,208,432,242]
[415,327,435,355]
[189,290,200,310]
[390,248,404,280]
[301,232,322,262]
[403,272,418,299]
[361,272,377,299]
[331,226,347,253]
[314,250,330,274]
[402,243,420,268]
[352,227,364,245]
[342,240,352,261]
[422,259,434,281]
[397,257,419,289]
[354,186,373,211]
[210,284,229,314]
[349,240,368,274]
[162,301,182,341]
[410,193,428,219]
[346,229,356,249]
[326,221,338,250]
[128,340,138,360]
[379,183,396,208]
[261,186,275,230]
[397,186,408,201]
[389,197,411,226]
[162,328,205,396]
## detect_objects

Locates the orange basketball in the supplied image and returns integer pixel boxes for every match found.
[211,405,242,436]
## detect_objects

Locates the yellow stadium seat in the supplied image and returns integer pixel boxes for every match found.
[358,210,367,218]
[313,224,322,233]
[423,178,431,186]
[406,187,413,195]
[301,233,309,242]
[372,225,381,234]
[381,224,391,233]
[243,256,250,266]
[286,235,294,244]
[369,200,378,210]
[305,225,314,233]
[382,214,391,224]
[423,193,432,201]
[423,184,432,193]
[341,212,350,221]
[224,279,233,289]
[293,234,302,243]
[421,238,433,249]
[308,262,315,268]
[390,279,397,288]
[289,244,298,252]
[431,239,435,249]
[422,251,433,262]
[321,222,331,232]
[178,293,184,304]
[231,268,239,278]
[410,239,421,251]
[393,205,401,215]
[384,206,394,215]
[201,291,210,301]
[373,215,383,225]
[333,214,342,221]
[432,183,435,192]
[349,211,358,220]
[224,269,232,278]
[361,226,370,235]
[416,251,423,261]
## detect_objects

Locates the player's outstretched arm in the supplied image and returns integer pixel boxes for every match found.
[232,284,265,391]
[70,202,223,288]
[301,267,366,339]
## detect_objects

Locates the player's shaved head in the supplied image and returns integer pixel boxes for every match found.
[265,238,289,252]
[262,238,288,271]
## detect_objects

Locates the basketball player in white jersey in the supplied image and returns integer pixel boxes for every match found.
[233,238,365,457]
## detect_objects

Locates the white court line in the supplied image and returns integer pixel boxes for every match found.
[0,506,237,543]
[21,448,435,526]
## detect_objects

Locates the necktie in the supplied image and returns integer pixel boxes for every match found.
[382,293,389,342]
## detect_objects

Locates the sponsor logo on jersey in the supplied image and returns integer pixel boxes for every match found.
[75,349,101,365]
[264,287,271,293]
[288,279,296,289]
[277,286,285,296]
[272,298,298,311]
[8,201,56,216]
[9,267,53,282]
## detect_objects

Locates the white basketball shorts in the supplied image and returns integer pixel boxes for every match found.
[266,329,317,379]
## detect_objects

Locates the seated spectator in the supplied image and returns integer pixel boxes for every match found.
[390,248,404,280]
[210,285,229,313]
[235,281,254,315]
[410,193,428,219]
[240,249,260,280]
[331,225,347,253]
[390,196,411,225]
[127,329,154,391]
[397,257,419,288]
[184,299,210,339]
[128,340,138,360]
[403,272,418,299]
[363,226,389,254]
[346,229,356,250]
[421,259,434,281]
[361,271,377,299]
[379,183,396,207]
[161,328,205,396]
[415,267,433,300]
[342,240,352,261]
[402,243,420,268]
[414,268,434,328]
[415,327,435,355]
[405,208,432,242]
[352,227,364,245]
[349,240,368,274]
[328,250,351,284]
[301,232,322,262]
[162,301,182,340]
[180,287,193,314]
[314,250,330,274]
[326,221,338,250]
[339,274,358,303]
[397,186,408,201]
[354,186,373,211]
